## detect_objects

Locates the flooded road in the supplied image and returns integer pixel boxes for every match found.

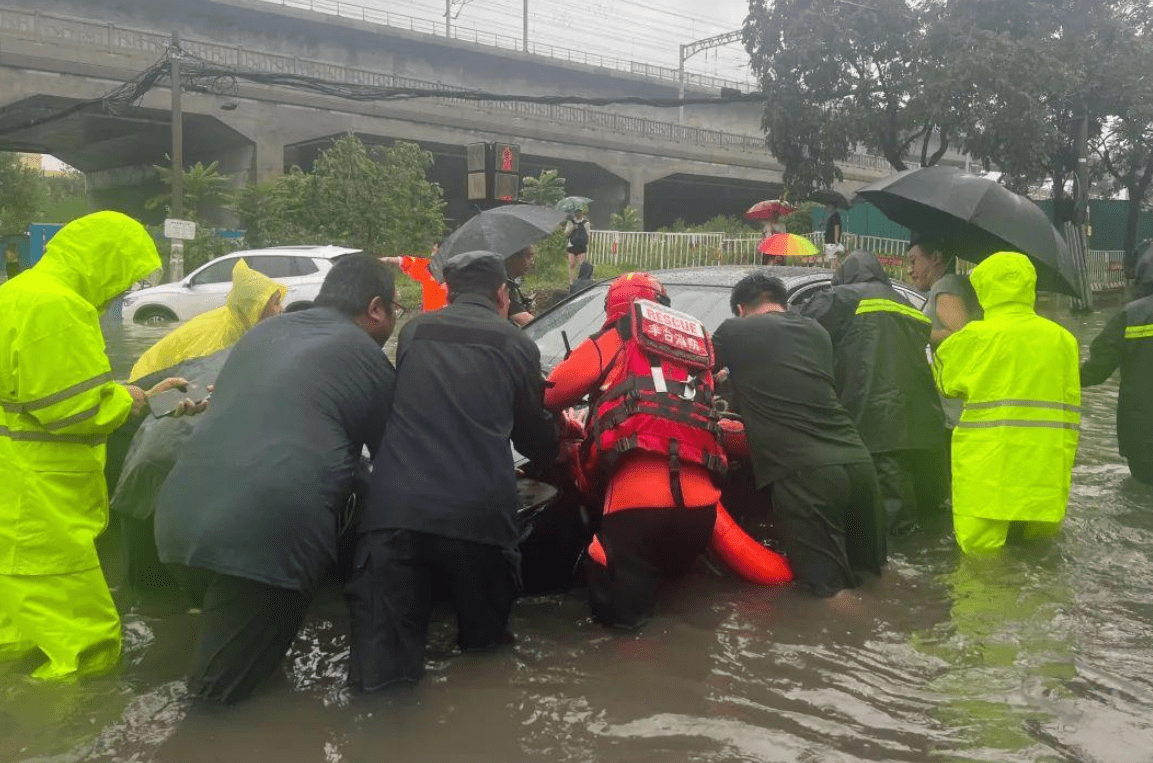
[3,307,1152,763]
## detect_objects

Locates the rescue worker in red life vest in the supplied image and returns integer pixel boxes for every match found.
[544,273,726,628]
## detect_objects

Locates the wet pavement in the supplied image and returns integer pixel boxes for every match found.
[3,307,1152,763]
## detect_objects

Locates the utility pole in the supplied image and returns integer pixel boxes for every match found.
[169,30,185,282]
[445,0,452,37]
[523,0,529,53]
[677,29,742,124]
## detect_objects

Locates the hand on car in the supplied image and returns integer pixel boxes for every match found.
[144,377,212,418]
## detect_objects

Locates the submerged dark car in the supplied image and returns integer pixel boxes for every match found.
[514,265,926,592]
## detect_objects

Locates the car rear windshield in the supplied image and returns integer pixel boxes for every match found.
[526,283,735,371]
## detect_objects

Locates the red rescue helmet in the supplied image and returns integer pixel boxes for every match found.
[604,272,669,325]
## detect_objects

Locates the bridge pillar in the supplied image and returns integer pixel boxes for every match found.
[254,137,287,183]
[599,165,667,230]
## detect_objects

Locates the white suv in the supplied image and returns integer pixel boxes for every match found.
[121,245,360,324]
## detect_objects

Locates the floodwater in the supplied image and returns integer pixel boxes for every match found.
[3,307,1152,763]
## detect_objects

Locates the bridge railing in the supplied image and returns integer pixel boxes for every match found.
[270,0,754,92]
[0,7,890,171]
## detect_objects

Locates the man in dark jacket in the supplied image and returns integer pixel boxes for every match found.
[154,254,399,704]
[713,273,885,597]
[347,250,558,691]
[802,250,949,531]
[1082,244,1153,484]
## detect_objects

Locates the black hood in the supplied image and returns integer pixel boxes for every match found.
[1136,244,1153,297]
[832,250,891,287]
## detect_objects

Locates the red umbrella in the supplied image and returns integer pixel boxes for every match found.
[744,200,796,221]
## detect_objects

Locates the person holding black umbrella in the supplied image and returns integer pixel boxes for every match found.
[1080,245,1153,485]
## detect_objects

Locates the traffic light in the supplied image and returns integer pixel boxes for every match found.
[466,142,520,203]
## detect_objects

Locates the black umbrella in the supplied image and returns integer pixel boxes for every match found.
[854,166,1079,296]
[805,189,851,209]
[432,205,568,280]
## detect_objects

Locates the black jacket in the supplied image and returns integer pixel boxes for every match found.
[360,293,558,549]
[713,309,872,489]
[801,251,946,454]
[1081,248,1153,460]
[155,308,395,592]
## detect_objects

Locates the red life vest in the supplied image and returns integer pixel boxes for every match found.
[586,299,727,505]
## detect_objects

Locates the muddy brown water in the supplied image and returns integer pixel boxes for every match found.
[2,308,1152,763]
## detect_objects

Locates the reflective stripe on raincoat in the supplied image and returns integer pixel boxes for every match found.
[130,259,285,381]
[0,211,162,574]
[935,252,1080,523]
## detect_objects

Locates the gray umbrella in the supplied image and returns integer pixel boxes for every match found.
[854,166,1079,296]
[432,205,568,280]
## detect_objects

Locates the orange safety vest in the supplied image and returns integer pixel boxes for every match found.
[586,299,727,505]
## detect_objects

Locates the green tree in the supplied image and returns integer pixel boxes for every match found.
[0,153,45,235]
[40,169,90,223]
[231,135,444,255]
[146,160,236,222]
[743,0,952,198]
[520,169,566,206]
[608,205,642,231]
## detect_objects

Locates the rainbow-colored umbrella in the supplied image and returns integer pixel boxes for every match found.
[757,233,820,258]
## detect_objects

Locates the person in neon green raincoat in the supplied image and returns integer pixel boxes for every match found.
[129,258,286,382]
[935,252,1081,554]
[0,211,195,680]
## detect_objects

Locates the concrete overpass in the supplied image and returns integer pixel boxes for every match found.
[0,0,898,228]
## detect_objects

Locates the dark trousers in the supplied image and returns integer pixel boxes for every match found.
[120,514,178,590]
[583,505,717,629]
[344,530,520,692]
[1128,458,1153,486]
[169,565,310,704]
[767,462,886,597]
[873,448,949,534]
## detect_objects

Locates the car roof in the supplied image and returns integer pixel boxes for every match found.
[215,245,361,260]
[649,264,835,289]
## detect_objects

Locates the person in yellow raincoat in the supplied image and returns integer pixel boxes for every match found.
[0,211,198,680]
[935,252,1081,554]
[130,258,285,382]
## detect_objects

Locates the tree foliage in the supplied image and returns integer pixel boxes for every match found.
[520,169,567,206]
[608,205,642,232]
[146,160,236,222]
[744,0,948,198]
[235,135,445,255]
[0,153,45,236]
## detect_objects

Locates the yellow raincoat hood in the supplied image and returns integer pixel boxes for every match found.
[969,251,1036,313]
[34,211,161,309]
[129,259,285,381]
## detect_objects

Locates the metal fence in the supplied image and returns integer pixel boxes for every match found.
[587,231,725,270]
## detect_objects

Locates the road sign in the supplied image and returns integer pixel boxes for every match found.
[164,218,197,240]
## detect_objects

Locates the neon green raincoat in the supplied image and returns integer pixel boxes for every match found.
[0,211,160,678]
[935,252,1080,524]
[130,259,285,381]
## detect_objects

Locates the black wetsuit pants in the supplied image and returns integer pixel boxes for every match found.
[873,448,949,533]
[344,530,520,692]
[1128,458,1153,486]
[169,565,311,704]
[765,462,886,598]
[583,505,717,630]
